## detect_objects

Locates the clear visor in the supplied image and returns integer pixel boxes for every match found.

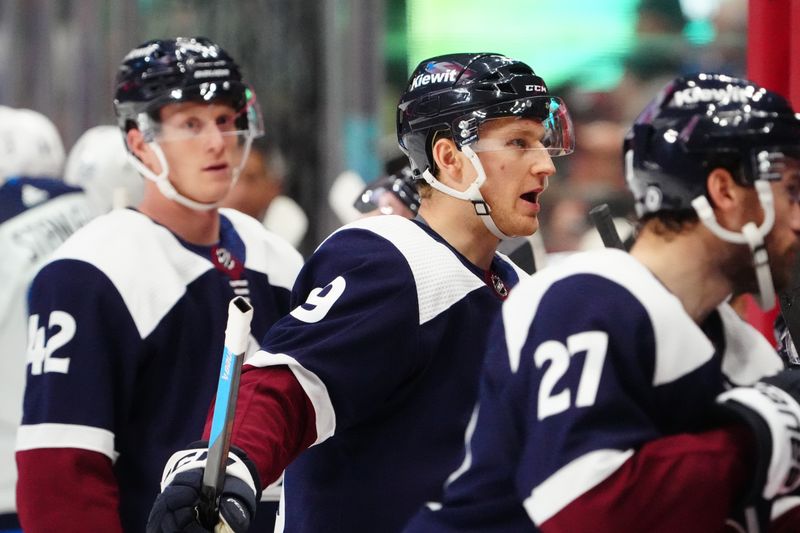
[460,96,574,157]
[135,88,264,174]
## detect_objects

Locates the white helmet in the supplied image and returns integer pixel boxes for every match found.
[63,126,144,213]
[0,106,65,183]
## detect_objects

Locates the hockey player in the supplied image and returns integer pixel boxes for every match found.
[0,106,93,533]
[403,73,800,533]
[15,37,304,533]
[145,53,574,532]
[353,164,421,219]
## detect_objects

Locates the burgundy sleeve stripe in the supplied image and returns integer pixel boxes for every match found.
[244,351,336,445]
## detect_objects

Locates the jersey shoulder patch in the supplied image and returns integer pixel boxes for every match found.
[220,208,303,290]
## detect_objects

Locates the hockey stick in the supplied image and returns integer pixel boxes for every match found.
[197,296,254,532]
[588,203,626,251]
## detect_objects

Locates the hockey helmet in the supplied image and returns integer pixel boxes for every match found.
[354,164,420,216]
[0,106,65,182]
[113,36,263,142]
[397,53,574,179]
[624,73,800,217]
[63,125,144,213]
[112,37,263,210]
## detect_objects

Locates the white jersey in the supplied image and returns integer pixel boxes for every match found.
[0,177,94,514]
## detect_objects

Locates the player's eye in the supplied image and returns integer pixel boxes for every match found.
[508,138,529,150]
[216,114,236,131]
[182,117,203,134]
[785,183,800,204]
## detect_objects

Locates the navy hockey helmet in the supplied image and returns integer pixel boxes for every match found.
[112,37,264,211]
[354,165,421,216]
[113,36,262,140]
[624,73,800,217]
[397,53,574,179]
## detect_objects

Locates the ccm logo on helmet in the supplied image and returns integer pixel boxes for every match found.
[671,85,752,107]
[526,84,546,93]
[411,70,458,89]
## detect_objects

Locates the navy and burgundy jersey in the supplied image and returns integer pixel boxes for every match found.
[404,248,797,533]
[241,215,525,533]
[16,207,303,533]
[0,177,94,520]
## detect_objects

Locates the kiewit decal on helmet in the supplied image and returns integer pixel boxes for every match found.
[396,53,574,239]
[625,72,800,309]
[398,53,572,176]
[625,73,800,216]
[113,36,264,210]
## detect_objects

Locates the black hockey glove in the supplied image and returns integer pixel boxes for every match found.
[146,442,261,533]
[716,370,800,501]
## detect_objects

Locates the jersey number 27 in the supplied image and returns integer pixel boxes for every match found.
[534,331,608,420]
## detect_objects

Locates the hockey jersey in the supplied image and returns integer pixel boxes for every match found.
[16,207,303,533]
[238,215,526,533]
[0,177,94,520]
[404,248,792,533]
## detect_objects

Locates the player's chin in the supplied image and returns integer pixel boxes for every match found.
[195,186,232,205]
[505,215,539,237]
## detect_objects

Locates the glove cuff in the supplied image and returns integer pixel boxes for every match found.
[160,440,263,502]
[717,383,800,499]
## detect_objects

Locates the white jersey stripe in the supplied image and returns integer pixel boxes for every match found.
[524,448,634,525]
[246,350,336,445]
[16,422,118,462]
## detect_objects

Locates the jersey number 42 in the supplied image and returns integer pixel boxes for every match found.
[27,311,76,375]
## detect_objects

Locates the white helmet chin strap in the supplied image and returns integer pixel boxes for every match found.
[125,138,253,212]
[420,144,514,240]
[691,180,776,310]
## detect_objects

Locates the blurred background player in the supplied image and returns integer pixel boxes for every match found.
[146,52,574,533]
[15,37,304,533]
[353,162,420,219]
[404,73,800,533]
[221,138,309,248]
[62,125,144,214]
[0,105,93,533]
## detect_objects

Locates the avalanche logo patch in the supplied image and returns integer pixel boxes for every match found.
[212,246,245,280]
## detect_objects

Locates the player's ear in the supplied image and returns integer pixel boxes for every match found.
[126,128,149,160]
[706,167,741,211]
[126,128,162,175]
[431,137,466,186]
[706,167,758,232]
